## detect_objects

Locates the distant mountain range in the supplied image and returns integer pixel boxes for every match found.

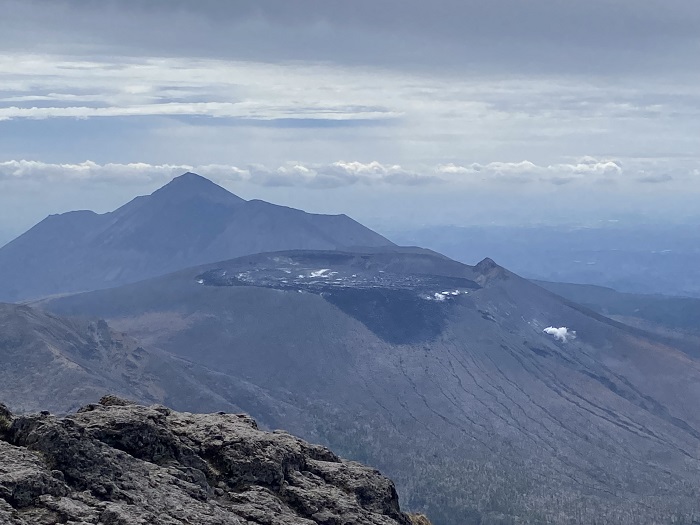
[3,173,700,524]
[38,249,700,525]
[387,224,700,298]
[0,172,393,302]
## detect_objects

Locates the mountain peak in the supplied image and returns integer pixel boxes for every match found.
[152,172,245,205]
[474,257,500,273]
[473,257,509,284]
[171,171,210,185]
[0,171,394,301]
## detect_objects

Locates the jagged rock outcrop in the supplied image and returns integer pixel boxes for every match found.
[0,397,418,525]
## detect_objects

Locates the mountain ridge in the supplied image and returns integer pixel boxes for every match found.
[0,173,394,302]
[4,173,700,523]
[39,248,700,525]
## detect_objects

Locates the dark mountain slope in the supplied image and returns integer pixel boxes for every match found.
[0,173,393,302]
[0,303,319,430]
[0,303,160,414]
[42,250,700,525]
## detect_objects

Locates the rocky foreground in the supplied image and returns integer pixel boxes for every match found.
[0,396,429,525]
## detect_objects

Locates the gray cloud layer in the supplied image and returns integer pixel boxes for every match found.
[3,0,700,75]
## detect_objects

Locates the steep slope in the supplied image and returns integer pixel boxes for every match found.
[0,303,164,414]
[0,173,393,302]
[42,250,700,525]
[0,303,319,427]
[0,396,422,525]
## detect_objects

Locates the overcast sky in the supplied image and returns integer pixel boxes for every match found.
[1,0,699,243]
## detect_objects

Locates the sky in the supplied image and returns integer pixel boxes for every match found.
[1,0,700,243]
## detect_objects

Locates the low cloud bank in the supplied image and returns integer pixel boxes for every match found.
[1,157,677,189]
[438,157,623,184]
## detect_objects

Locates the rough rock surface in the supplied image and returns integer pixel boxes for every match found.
[0,396,415,525]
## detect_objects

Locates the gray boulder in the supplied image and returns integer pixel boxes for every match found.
[0,397,416,525]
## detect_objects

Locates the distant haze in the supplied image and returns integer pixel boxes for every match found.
[388,223,700,297]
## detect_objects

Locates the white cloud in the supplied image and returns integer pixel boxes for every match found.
[321,161,433,186]
[0,158,694,189]
[0,160,427,188]
[1,52,699,182]
[0,53,696,190]
[230,161,433,188]
[0,54,404,123]
[0,161,249,188]
[543,326,577,343]
[0,102,399,122]
[437,158,623,184]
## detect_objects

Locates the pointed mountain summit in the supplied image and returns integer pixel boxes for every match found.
[473,256,510,284]
[0,173,394,301]
[149,172,246,204]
